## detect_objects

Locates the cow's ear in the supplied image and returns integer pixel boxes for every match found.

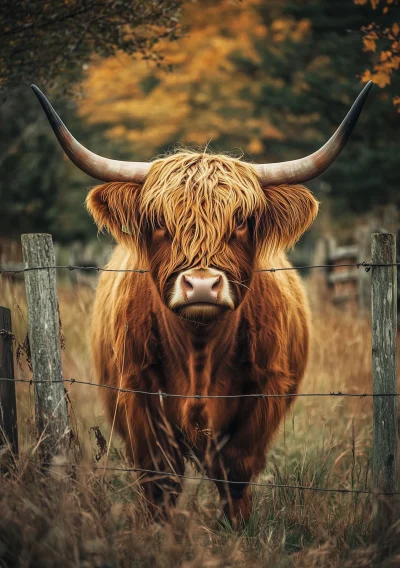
[86,182,144,246]
[259,185,319,256]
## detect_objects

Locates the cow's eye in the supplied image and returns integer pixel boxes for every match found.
[154,218,166,231]
[236,218,247,231]
[152,218,171,240]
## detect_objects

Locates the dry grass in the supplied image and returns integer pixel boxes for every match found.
[0,274,399,567]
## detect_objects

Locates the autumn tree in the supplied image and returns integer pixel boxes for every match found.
[78,1,264,158]
[246,0,400,213]
[0,0,185,241]
[0,0,184,98]
[355,0,400,108]
[77,0,398,215]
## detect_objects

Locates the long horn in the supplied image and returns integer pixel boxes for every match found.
[31,85,151,183]
[254,81,372,185]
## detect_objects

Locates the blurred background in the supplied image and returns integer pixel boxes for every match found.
[1,0,399,257]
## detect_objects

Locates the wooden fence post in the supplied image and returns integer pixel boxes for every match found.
[0,307,18,456]
[371,233,398,540]
[21,234,68,462]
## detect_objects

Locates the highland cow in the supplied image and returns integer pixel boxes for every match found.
[32,82,371,523]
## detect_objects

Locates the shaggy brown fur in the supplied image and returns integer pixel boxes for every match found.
[86,151,319,523]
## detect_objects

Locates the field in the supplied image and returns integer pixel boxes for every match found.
[0,274,399,568]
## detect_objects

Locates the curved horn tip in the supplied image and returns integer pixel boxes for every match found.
[31,84,42,96]
[31,84,51,110]
[30,83,151,183]
[254,81,373,186]
[360,80,373,98]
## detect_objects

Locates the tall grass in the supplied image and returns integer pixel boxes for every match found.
[0,275,399,567]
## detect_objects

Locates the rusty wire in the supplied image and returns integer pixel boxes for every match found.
[0,264,148,274]
[0,376,398,399]
[0,329,15,340]
[0,261,400,276]
[41,461,400,496]
[2,375,397,496]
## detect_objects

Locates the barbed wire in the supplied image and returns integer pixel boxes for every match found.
[1,376,398,399]
[0,329,15,340]
[0,264,148,274]
[42,461,400,496]
[257,261,399,273]
[3,372,397,496]
[1,261,400,276]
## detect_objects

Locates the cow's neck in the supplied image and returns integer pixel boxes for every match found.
[159,308,241,435]
[160,308,240,396]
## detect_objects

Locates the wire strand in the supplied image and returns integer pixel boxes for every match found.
[0,264,148,274]
[1,377,398,399]
[1,261,399,275]
[41,461,400,496]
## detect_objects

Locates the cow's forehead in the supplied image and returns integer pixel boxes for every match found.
[141,152,267,228]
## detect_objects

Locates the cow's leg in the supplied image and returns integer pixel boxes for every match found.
[122,398,185,522]
[207,394,284,525]
[208,373,296,525]
[140,460,185,522]
[207,448,264,526]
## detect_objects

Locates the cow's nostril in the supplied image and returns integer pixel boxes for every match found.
[183,276,194,292]
[212,276,221,292]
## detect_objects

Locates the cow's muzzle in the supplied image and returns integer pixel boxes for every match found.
[169,268,235,319]
[182,274,222,304]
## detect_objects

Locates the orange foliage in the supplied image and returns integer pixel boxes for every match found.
[77,0,399,157]
[79,2,259,156]
[78,1,311,157]
[357,0,399,107]
[355,0,391,8]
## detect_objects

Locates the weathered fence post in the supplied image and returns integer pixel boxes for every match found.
[0,306,18,456]
[371,233,398,540]
[21,234,68,462]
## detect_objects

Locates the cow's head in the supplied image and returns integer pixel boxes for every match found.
[31,83,372,322]
[84,153,319,322]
